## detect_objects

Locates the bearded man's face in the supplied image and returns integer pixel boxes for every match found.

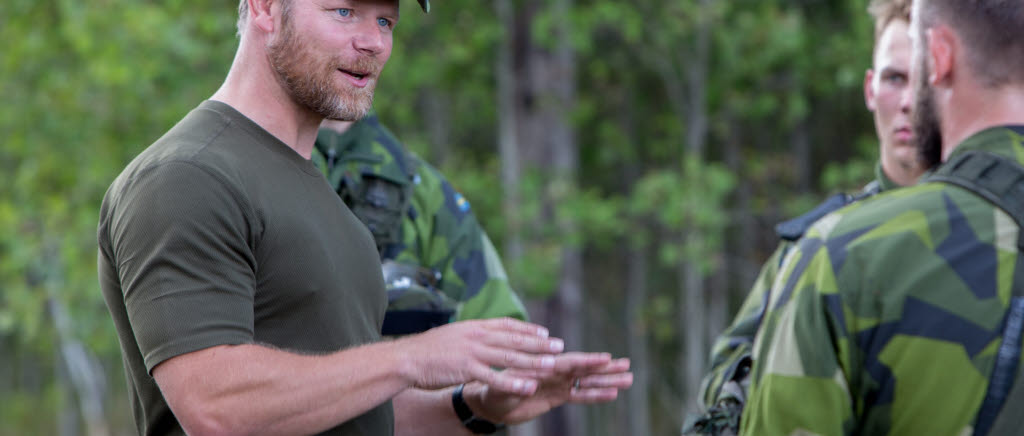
[268,6,387,121]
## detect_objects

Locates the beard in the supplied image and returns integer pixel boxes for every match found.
[911,57,944,169]
[267,15,380,121]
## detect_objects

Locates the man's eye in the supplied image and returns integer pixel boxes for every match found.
[336,9,351,17]
[885,74,907,85]
[377,17,392,28]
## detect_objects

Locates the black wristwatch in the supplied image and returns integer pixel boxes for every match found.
[451,384,505,434]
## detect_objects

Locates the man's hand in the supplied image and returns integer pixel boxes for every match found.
[391,318,567,395]
[467,354,634,424]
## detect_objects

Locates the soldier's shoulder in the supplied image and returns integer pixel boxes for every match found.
[775,177,922,243]
[775,193,855,242]
[829,181,960,227]
[400,151,475,219]
[341,117,416,183]
[362,116,406,158]
[800,182,970,257]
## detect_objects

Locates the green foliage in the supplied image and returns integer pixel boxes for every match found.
[821,136,879,193]
[558,189,626,249]
[0,384,62,435]
[2,0,238,431]
[630,156,736,272]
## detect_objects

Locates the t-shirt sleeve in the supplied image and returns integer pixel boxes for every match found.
[108,161,258,373]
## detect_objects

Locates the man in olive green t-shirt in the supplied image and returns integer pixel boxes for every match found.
[97,1,633,435]
[99,100,398,434]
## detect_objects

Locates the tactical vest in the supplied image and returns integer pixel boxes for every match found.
[926,150,1024,436]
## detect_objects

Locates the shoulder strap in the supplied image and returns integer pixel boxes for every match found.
[774,193,855,242]
[984,300,1024,436]
[926,150,1024,436]
[927,150,1024,252]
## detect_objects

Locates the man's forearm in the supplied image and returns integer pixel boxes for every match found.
[393,387,477,436]
[154,318,569,435]
[154,341,413,436]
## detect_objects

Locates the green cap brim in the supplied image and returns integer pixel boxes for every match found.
[417,0,429,13]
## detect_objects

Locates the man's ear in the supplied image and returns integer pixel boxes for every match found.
[248,0,277,34]
[926,26,955,86]
[864,68,877,112]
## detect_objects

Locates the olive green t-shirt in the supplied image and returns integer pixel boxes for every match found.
[97,100,393,436]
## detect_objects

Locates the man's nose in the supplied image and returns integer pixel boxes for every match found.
[353,21,385,56]
[899,82,913,113]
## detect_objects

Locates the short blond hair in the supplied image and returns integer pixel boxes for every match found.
[868,0,912,42]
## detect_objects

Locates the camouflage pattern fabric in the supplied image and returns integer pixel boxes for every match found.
[741,126,1024,436]
[313,113,528,327]
[697,162,900,414]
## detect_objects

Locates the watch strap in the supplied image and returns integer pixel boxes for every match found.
[452,384,504,434]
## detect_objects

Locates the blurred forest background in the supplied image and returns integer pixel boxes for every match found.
[1,0,881,434]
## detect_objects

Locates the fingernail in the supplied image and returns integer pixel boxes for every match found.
[550,339,564,352]
[524,380,537,393]
[513,379,523,391]
[541,356,555,369]
[538,327,549,338]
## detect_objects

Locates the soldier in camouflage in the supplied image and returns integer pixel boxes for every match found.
[688,1,923,434]
[314,112,528,336]
[742,0,1024,434]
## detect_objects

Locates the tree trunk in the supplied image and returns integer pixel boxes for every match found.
[713,113,749,351]
[421,90,452,167]
[685,0,712,162]
[496,0,522,265]
[793,117,812,193]
[680,0,714,418]
[505,0,583,433]
[626,239,653,436]
[497,2,532,436]
[57,349,78,436]
[43,238,110,436]
[550,0,584,431]
[681,249,706,417]
[50,296,110,436]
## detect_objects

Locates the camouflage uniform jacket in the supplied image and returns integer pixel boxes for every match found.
[698,162,900,412]
[741,126,1024,436]
[313,113,528,331]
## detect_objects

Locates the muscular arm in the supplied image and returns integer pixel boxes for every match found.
[154,342,409,436]
[154,318,567,436]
